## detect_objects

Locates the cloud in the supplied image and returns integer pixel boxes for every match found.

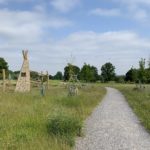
[133,8,148,21]
[0,9,72,44]
[1,31,150,75]
[51,0,80,12]
[112,0,150,22]
[0,0,36,3]
[90,8,121,17]
[116,0,150,5]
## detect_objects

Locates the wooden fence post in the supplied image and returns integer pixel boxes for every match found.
[2,69,6,92]
[46,71,49,90]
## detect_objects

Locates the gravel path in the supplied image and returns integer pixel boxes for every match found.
[75,87,150,150]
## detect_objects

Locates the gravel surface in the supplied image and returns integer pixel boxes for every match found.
[75,87,150,150]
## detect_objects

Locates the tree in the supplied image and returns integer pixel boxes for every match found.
[30,71,40,81]
[0,57,9,79]
[101,62,115,82]
[13,71,20,80]
[64,64,80,81]
[115,75,125,83]
[125,68,138,83]
[148,57,150,69]
[53,71,63,80]
[145,69,150,83]
[80,63,98,82]
[138,58,146,83]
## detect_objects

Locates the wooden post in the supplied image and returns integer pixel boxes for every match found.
[2,69,6,92]
[8,74,11,88]
[46,71,49,90]
[40,71,45,96]
[41,71,43,83]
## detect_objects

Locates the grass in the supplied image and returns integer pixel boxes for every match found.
[112,84,150,132]
[0,81,106,150]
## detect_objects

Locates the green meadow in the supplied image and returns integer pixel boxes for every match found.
[112,84,150,133]
[0,81,106,150]
[1,80,150,150]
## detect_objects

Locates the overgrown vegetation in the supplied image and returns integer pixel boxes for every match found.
[0,81,106,150]
[114,84,150,132]
[47,114,82,146]
[125,58,150,83]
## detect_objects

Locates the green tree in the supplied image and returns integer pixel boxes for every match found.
[53,71,63,80]
[115,75,125,83]
[145,69,150,83]
[13,71,20,80]
[30,71,40,81]
[101,62,115,82]
[125,68,138,83]
[138,58,146,83]
[0,57,9,79]
[80,63,98,82]
[148,57,150,69]
[64,64,80,81]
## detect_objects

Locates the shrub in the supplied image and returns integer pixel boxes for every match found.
[47,114,82,146]
[47,114,82,137]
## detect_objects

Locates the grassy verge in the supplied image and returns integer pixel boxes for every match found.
[0,83,106,150]
[113,84,150,132]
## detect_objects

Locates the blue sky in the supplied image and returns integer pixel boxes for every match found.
[0,0,150,75]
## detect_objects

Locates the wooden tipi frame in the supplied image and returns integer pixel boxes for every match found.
[15,50,30,92]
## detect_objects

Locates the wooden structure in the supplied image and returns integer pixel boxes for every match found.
[40,71,49,89]
[46,71,49,90]
[2,69,6,92]
[15,50,30,92]
[39,71,49,96]
[68,74,79,96]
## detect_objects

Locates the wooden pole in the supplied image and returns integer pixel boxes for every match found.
[40,71,45,96]
[46,71,49,90]
[2,69,6,92]
[41,71,43,83]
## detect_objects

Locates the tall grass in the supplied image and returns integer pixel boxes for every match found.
[113,84,150,132]
[0,82,106,149]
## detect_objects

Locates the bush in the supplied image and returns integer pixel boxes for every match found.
[47,114,82,146]
[47,114,82,136]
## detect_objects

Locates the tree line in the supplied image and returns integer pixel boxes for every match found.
[0,57,150,83]
[125,58,150,84]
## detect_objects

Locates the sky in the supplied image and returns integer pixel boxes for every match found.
[0,0,150,75]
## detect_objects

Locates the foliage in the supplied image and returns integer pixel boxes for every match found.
[145,69,150,83]
[138,58,146,83]
[13,71,20,79]
[125,58,150,84]
[53,71,63,80]
[0,57,9,79]
[115,84,150,132]
[30,71,40,80]
[80,63,99,82]
[101,62,116,82]
[125,68,138,83]
[115,75,125,83]
[64,64,80,81]
[0,83,106,150]
[47,114,82,146]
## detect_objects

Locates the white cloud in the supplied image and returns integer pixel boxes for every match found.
[90,8,121,17]
[1,31,150,75]
[0,9,72,44]
[133,8,148,21]
[0,0,35,3]
[51,0,80,12]
[116,0,150,5]
[112,0,150,22]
